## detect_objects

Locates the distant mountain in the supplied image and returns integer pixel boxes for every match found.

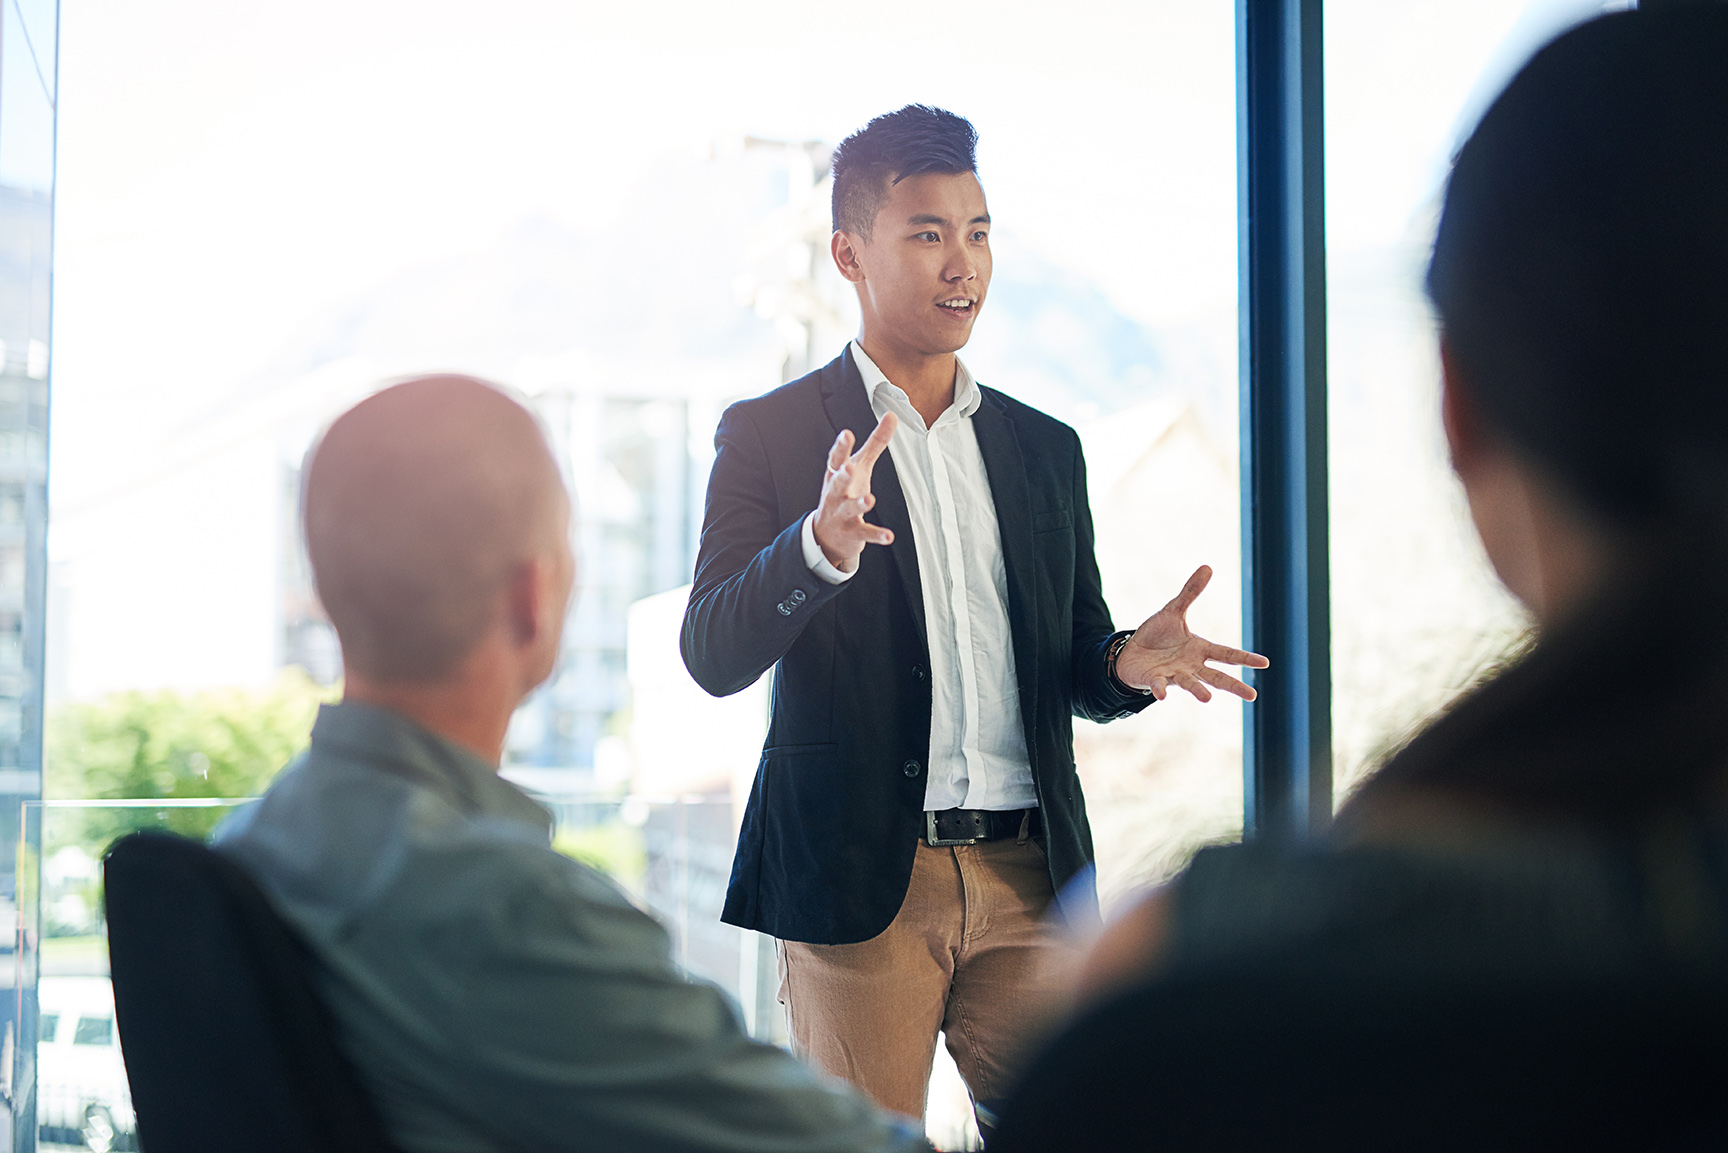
[252,149,1197,423]
[968,244,1169,421]
[260,153,786,383]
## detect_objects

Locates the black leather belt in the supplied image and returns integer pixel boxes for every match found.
[924,808,1041,847]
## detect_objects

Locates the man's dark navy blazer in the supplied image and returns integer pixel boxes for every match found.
[681,347,1152,945]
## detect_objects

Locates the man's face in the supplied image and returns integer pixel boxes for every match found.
[845,170,992,358]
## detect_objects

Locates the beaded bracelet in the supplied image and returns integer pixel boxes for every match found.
[1105,631,1155,696]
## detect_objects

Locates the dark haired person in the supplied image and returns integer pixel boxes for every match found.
[217,377,927,1153]
[681,104,1265,1135]
[993,8,1728,1148]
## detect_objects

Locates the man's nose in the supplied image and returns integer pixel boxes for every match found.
[944,244,977,282]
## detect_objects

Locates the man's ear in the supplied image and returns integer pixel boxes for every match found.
[1440,336,1487,474]
[831,230,867,284]
[504,558,552,647]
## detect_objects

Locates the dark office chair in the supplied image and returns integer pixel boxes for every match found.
[990,967,1728,1152]
[103,831,406,1153]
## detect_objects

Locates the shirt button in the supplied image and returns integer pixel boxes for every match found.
[902,759,922,777]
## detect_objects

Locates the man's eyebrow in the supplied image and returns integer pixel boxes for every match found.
[905,213,993,227]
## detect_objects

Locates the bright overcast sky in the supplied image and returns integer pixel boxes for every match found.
[53,0,1244,503]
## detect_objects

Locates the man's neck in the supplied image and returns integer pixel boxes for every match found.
[857,334,957,428]
[343,669,516,767]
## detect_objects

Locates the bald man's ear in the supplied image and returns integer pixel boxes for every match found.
[504,556,561,648]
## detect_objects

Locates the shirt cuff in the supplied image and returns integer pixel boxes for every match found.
[801,513,856,585]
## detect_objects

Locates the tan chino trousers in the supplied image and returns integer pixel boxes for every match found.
[778,834,1069,1123]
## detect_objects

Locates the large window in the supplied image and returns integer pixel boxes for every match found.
[43,1,1240,1145]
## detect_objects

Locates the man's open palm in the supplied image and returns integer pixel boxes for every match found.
[812,412,899,572]
[1116,565,1269,702]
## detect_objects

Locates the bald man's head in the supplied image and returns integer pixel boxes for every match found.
[305,375,570,683]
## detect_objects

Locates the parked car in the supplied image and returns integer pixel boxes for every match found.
[37,977,136,1152]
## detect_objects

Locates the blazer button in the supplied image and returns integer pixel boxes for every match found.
[777,603,792,616]
[902,759,921,777]
[912,665,927,682]
[789,588,807,605]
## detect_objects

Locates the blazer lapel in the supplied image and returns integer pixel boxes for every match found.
[820,346,928,652]
[973,387,1040,731]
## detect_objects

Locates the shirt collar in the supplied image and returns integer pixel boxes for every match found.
[308,701,554,838]
[850,339,982,422]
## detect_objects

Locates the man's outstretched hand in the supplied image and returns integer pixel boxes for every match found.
[1116,565,1269,702]
[812,412,899,573]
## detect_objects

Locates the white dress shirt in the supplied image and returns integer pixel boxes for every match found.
[799,341,1036,812]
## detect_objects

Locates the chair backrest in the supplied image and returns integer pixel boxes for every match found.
[103,831,406,1153]
[992,968,1728,1152]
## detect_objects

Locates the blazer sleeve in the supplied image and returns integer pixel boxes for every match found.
[1067,435,1157,723]
[681,402,850,697]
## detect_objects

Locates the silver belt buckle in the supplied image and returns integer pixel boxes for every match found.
[926,811,981,847]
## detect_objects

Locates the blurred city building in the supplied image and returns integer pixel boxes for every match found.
[0,184,49,787]
[0,0,58,1138]
[0,181,50,1150]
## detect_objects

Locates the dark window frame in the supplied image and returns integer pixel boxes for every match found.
[1237,0,1333,838]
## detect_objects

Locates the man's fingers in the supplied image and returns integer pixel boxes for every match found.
[825,461,877,507]
[1198,665,1257,702]
[828,430,854,472]
[821,499,894,549]
[1176,674,1212,703]
[1205,642,1269,668]
[821,469,853,511]
[853,413,899,470]
[1165,565,1213,614]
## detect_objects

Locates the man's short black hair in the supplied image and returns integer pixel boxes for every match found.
[830,105,979,238]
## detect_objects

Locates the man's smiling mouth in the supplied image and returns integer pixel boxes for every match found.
[938,299,975,313]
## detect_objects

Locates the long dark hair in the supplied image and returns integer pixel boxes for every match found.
[1342,7,1728,827]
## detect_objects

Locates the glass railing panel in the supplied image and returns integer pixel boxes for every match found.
[18,793,763,1152]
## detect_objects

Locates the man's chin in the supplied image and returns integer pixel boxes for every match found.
[927,324,978,356]
[869,315,980,358]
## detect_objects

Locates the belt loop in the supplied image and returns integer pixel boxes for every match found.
[1017,810,1031,845]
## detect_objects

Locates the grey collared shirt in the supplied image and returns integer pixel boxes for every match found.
[215,702,923,1153]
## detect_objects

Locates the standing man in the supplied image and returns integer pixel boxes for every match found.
[681,106,1265,1135]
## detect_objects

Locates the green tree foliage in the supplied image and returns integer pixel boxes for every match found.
[553,822,646,892]
[45,670,337,849]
